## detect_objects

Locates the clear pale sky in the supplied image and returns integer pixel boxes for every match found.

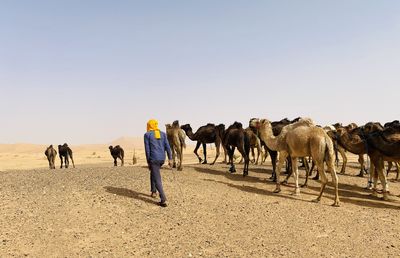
[1,1,399,144]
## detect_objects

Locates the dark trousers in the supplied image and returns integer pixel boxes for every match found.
[149,160,166,203]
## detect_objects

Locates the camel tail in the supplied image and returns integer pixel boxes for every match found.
[179,130,186,149]
[324,137,335,167]
[69,149,75,168]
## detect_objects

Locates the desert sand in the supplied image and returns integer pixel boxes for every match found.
[1,139,400,257]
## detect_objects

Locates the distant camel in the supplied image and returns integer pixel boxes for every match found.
[223,122,250,176]
[180,123,226,165]
[44,145,57,169]
[58,143,75,168]
[166,120,186,171]
[109,145,124,166]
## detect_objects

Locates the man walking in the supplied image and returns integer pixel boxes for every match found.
[144,119,173,207]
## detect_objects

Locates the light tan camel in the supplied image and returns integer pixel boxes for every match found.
[253,118,340,206]
[166,121,186,171]
[239,128,264,165]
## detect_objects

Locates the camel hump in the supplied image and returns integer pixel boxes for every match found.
[323,125,336,132]
[172,120,180,127]
[206,123,215,127]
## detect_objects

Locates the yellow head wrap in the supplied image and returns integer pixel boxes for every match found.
[147,119,161,139]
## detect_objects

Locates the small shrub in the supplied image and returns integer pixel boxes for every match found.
[132,150,137,165]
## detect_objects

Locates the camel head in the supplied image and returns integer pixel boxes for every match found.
[363,122,383,135]
[165,124,172,130]
[384,120,399,128]
[172,120,180,128]
[257,119,272,130]
[109,145,113,150]
[180,124,192,132]
[346,123,358,131]
[249,118,260,129]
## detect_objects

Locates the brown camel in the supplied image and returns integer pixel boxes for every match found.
[254,118,340,206]
[44,145,57,169]
[364,122,400,200]
[58,143,75,168]
[109,145,124,166]
[166,120,186,171]
[239,127,264,165]
[180,123,225,165]
[223,122,250,176]
[334,123,369,177]
[384,121,400,180]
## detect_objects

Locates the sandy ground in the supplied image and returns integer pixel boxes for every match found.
[1,143,400,257]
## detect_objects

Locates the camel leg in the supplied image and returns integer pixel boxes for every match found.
[366,161,374,189]
[326,155,340,206]
[386,161,392,176]
[270,150,278,181]
[396,162,400,180]
[301,157,310,188]
[311,161,318,180]
[377,159,389,200]
[113,157,117,166]
[228,146,236,173]
[291,157,300,195]
[176,146,183,171]
[65,155,70,168]
[370,157,380,197]
[193,142,202,163]
[202,143,208,164]
[237,142,249,177]
[59,156,63,168]
[210,140,221,165]
[255,144,262,165]
[70,154,75,168]
[357,154,365,177]
[274,151,288,193]
[338,147,347,174]
[312,161,328,204]
[121,155,124,167]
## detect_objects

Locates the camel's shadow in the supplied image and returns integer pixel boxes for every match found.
[104,186,156,205]
[190,165,274,184]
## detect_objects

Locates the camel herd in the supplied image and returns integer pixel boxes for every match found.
[43,118,400,207]
[167,118,400,207]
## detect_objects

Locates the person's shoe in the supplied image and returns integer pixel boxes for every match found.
[159,201,168,207]
[150,192,157,198]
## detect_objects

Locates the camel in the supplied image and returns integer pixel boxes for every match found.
[253,118,340,206]
[364,123,400,200]
[44,145,57,169]
[58,143,75,169]
[109,145,124,167]
[362,122,400,200]
[166,120,186,171]
[180,123,225,165]
[334,124,369,177]
[223,122,250,176]
[250,118,310,182]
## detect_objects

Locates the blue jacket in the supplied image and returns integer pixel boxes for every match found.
[144,131,172,162]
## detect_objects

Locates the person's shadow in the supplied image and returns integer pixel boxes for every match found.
[104,186,156,205]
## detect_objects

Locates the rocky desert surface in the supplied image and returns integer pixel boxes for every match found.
[1,147,400,257]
